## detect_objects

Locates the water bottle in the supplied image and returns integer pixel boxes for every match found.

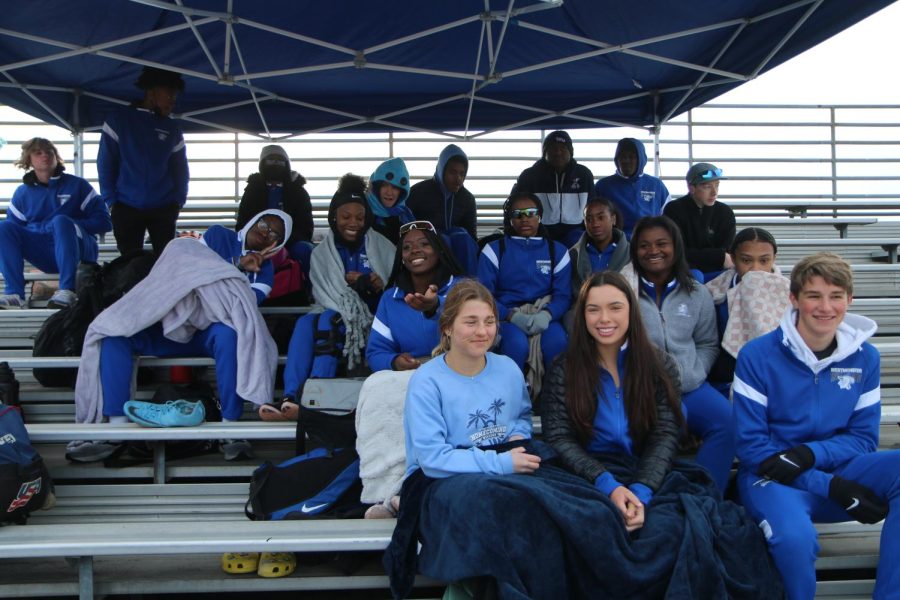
[0,362,20,407]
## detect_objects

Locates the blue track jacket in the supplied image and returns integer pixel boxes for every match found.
[366,276,457,372]
[98,106,189,210]
[594,138,671,239]
[733,310,881,499]
[477,236,572,321]
[8,171,111,236]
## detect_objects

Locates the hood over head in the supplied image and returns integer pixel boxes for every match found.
[258,145,291,181]
[238,208,292,254]
[614,138,647,179]
[435,144,468,195]
[367,157,411,218]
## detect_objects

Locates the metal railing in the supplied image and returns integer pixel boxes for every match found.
[2,103,899,215]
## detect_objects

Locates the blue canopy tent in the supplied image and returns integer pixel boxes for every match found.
[0,0,893,140]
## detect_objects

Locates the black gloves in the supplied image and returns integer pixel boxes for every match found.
[757,445,815,484]
[828,476,889,524]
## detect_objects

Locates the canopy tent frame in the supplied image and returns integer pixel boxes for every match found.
[0,0,892,152]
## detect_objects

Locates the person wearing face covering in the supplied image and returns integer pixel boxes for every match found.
[272,175,395,421]
[66,209,292,463]
[236,145,315,262]
[97,66,189,256]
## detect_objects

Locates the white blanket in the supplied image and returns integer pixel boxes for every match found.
[75,237,277,423]
[355,369,413,504]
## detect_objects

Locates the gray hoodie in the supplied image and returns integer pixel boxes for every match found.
[621,263,718,392]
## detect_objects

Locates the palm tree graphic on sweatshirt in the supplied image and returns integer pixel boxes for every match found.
[467,398,507,445]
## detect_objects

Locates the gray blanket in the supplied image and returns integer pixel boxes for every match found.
[74,237,277,423]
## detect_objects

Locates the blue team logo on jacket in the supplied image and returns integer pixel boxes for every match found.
[571,177,582,190]
[831,367,862,390]
[467,398,507,446]
[57,194,71,205]
[536,260,552,275]
[155,128,170,141]
[640,191,656,202]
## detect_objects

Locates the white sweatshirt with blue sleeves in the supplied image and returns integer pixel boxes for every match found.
[477,236,572,320]
[404,352,533,478]
[8,171,111,236]
[366,276,457,372]
[733,309,880,499]
[98,107,189,210]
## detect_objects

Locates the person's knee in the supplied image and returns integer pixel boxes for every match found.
[49,214,76,233]
[0,219,21,241]
[206,323,238,349]
[762,514,818,559]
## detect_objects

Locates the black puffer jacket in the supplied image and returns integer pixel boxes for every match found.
[540,349,682,492]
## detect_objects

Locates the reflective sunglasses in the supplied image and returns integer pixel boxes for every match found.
[510,208,540,219]
[256,219,283,242]
[399,220,437,236]
[697,168,722,181]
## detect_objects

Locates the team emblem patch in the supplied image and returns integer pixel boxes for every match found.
[536,260,552,275]
[155,128,170,141]
[831,367,862,390]
[640,191,655,202]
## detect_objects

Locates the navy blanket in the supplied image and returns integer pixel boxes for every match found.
[386,451,783,599]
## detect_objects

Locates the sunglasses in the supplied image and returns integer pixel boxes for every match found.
[510,208,540,219]
[256,219,283,243]
[697,168,722,181]
[399,220,437,236]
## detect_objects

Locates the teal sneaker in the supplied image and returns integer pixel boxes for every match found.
[124,400,206,427]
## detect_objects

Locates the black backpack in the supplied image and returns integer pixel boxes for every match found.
[32,251,156,388]
[0,406,53,524]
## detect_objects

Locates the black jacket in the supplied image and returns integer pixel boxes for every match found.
[663,195,736,273]
[514,158,593,242]
[236,172,314,246]
[406,178,477,239]
[540,349,682,492]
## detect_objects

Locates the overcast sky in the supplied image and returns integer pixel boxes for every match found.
[718,1,900,104]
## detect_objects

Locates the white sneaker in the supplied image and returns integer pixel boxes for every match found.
[48,289,76,309]
[0,294,25,309]
[65,440,125,462]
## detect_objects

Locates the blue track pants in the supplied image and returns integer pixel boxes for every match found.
[0,216,98,297]
[738,450,900,600]
[99,322,243,420]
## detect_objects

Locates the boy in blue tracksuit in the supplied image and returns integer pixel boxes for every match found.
[733,252,899,600]
[478,192,572,373]
[594,138,671,240]
[98,67,189,256]
[0,138,111,309]
[67,210,291,463]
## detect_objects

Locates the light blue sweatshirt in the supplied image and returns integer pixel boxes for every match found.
[404,352,533,478]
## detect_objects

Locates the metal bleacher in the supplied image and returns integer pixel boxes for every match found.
[2,101,900,597]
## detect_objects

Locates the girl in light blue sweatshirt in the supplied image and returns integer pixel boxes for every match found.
[404,279,539,479]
